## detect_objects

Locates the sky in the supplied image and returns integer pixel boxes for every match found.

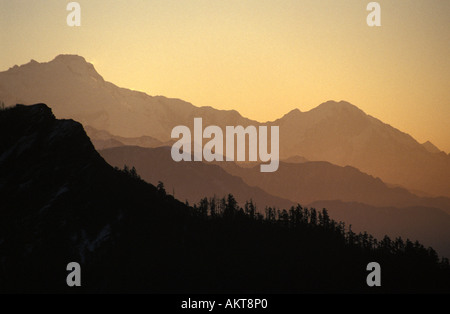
[1,0,449,152]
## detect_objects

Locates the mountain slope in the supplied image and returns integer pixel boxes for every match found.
[99,145,294,209]
[272,101,450,197]
[308,200,450,258]
[0,104,189,292]
[216,160,450,215]
[0,55,254,141]
[422,140,443,154]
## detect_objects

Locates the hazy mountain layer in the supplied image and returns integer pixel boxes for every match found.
[271,102,450,197]
[99,145,294,209]
[309,200,450,258]
[98,144,450,258]
[1,55,449,197]
[84,125,168,150]
[216,161,450,215]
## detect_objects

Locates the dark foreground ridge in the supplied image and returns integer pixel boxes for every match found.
[0,104,449,293]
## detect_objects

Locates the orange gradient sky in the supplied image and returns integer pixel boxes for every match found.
[1,0,449,152]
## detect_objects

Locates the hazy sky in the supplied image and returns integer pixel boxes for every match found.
[1,0,449,152]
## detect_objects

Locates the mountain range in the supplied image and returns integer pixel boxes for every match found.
[99,144,450,257]
[1,104,449,293]
[215,160,450,215]
[270,102,450,198]
[2,54,450,259]
[1,55,449,198]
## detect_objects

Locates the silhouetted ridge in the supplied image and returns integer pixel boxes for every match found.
[0,104,184,292]
[1,104,449,294]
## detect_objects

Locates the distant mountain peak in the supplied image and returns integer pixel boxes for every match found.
[51,54,103,80]
[279,101,366,121]
[279,108,302,120]
[304,100,368,120]
[422,141,442,154]
[52,54,89,68]
[4,54,104,81]
[316,100,364,112]
[52,54,88,64]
